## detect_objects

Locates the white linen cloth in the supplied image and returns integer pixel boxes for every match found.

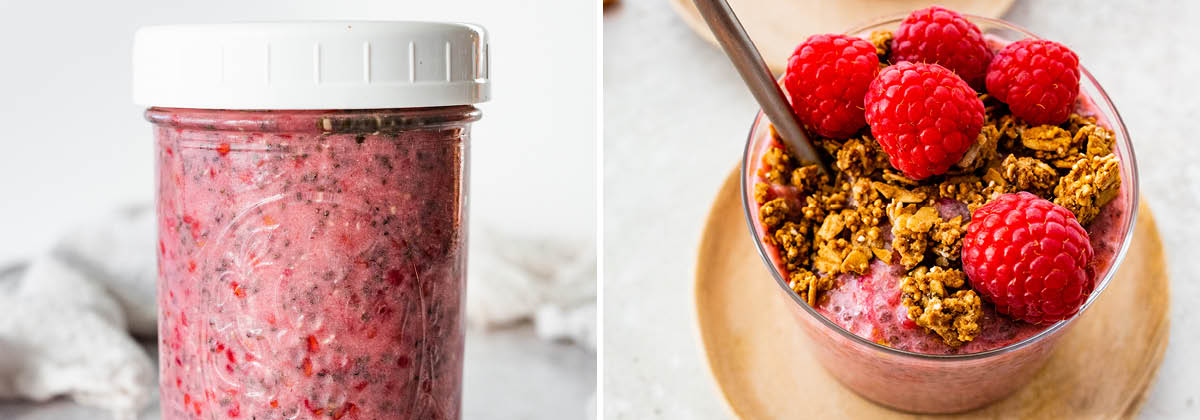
[467,227,597,350]
[0,206,157,420]
[0,206,596,418]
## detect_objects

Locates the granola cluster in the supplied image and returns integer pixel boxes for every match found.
[900,267,981,346]
[753,31,1123,347]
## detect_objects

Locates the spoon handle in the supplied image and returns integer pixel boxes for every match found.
[692,0,827,172]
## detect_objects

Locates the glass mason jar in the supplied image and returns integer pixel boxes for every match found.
[135,22,489,420]
[740,15,1138,413]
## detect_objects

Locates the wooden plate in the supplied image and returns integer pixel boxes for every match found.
[695,167,1169,419]
[668,0,1016,74]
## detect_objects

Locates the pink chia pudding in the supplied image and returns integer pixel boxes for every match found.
[749,34,1129,356]
[742,12,1136,413]
[153,107,476,420]
[135,21,490,420]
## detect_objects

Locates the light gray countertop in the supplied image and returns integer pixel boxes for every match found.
[603,0,1199,418]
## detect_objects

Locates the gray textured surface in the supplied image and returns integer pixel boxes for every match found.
[603,0,1199,418]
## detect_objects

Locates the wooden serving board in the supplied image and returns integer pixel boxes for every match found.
[668,0,1016,74]
[695,167,1169,419]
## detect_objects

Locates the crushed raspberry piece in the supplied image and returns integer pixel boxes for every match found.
[334,402,358,419]
[302,358,314,377]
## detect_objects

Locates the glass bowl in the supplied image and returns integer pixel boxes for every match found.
[739,14,1139,413]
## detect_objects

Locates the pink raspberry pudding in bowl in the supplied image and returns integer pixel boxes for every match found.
[740,11,1138,414]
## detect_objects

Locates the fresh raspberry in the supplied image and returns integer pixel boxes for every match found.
[891,6,993,90]
[986,39,1080,125]
[863,62,984,179]
[783,34,879,139]
[962,192,1095,324]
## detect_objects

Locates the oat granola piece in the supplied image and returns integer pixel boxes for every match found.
[851,186,888,250]
[816,210,847,240]
[900,266,982,346]
[1076,124,1115,156]
[1064,113,1097,135]
[812,237,849,275]
[759,197,794,230]
[881,169,921,186]
[995,114,1026,152]
[870,30,893,60]
[835,136,886,177]
[811,209,877,276]
[841,246,872,274]
[981,166,1005,186]
[799,194,828,224]
[888,203,941,269]
[789,268,834,306]
[774,221,811,272]
[790,164,828,193]
[872,247,894,264]
[1021,125,1086,167]
[855,207,884,244]
[824,184,850,213]
[851,178,878,206]
[955,124,1001,171]
[1021,125,1074,154]
[753,182,770,204]
[1054,153,1121,225]
[762,143,794,185]
[938,175,987,210]
[930,216,967,267]
[872,181,927,204]
[812,240,872,276]
[890,204,940,233]
[855,184,886,216]
[1000,154,1059,198]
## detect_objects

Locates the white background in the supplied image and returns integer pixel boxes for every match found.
[0,0,596,261]
[0,0,597,419]
[605,0,1199,419]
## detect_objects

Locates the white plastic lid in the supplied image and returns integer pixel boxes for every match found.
[133,21,489,109]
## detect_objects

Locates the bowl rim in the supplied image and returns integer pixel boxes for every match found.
[739,13,1141,361]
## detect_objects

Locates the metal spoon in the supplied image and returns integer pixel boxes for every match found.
[693,0,828,173]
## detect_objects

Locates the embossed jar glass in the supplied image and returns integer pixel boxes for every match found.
[740,15,1138,413]
[136,22,488,420]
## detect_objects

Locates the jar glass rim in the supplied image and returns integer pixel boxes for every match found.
[145,105,481,133]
